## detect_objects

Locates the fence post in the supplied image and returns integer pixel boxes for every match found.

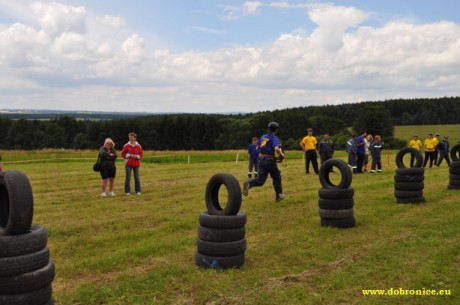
[235,152,239,164]
[188,155,190,164]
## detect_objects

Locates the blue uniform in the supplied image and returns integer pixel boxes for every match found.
[258,133,279,157]
[248,144,259,161]
[356,135,365,173]
[346,137,357,173]
[370,141,383,172]
[248,144,259,177]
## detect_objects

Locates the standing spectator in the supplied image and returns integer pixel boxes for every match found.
[318,132,334,165]
[121,132,143,195]
[409,134,422,167]
[247,137,259,178]
[243,122,285,202]
[99,138,117,197]
[363,134,373,172]
[300,128,318,174]
[436,136,450,167]
[370,135,384,173]
[346,133,358,173]
[356,131,367,173]
[423,133,437,168]
[433,133,440,165]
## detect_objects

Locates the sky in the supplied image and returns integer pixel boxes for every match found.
[1,0,460,113]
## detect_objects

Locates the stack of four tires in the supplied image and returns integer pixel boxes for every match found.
[394,147,425,204]
[448,144,460,190]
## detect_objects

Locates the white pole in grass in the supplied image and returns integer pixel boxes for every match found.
[188,155,190,164]
[235,152,239,164]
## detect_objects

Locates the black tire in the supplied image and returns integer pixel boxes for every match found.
[0,225,47,258]
[321,217,356,228]
[0,247,49,277]
[395,167,425,175]
[450,144,460,161]
[394,190,423,198]
[449,174,460,181]
[395,147,423,168]
[199,211,247,229]
[198,225,245,243]
[0,171,34,236]
[448,184,460,190]
[318,188,354,200]
[318,159,352,189]
[396,197,425,204]
[450,161,460,168]
[319,208,354,219]
[449,167,460,175]
[318,198,354,210]
[0,284,52,305]
[449,179,460,186]
[205,173,242,216]
[0,261,55,294]
[394,174,424,183]
[197,238,246,257]
[195,252,245,269]
[394,182,424,191]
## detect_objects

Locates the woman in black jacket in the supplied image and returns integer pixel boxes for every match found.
[99,138,117,197]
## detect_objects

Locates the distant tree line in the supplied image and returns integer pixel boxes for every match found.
[0,97,458,151]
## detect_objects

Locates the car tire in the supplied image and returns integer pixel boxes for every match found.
[449,167,460,175]
[197,238,246,257]
[395,147,423,168]
[0,225,47,258]
[450,144,460,161]
[318,188,354,200]
[318,198,354,210]
[197,225,245,243]
[0,284,52,305]
[0,247,50,277]
[396,197,425,204]
[0,261,55,294]
[394,174,424,183]
[450,161,460,168]
[394,182,424,191]
[394,190,423,198]
[199,212,247,229]
[205,173,242,216]
[319,208,354,219]
[195,252,245,269]
[320,217,356,228]
[395,167,425,175]
[318,159,352,189]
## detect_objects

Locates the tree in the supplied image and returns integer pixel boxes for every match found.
[353,105,394,137]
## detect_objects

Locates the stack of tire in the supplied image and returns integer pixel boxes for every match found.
[195,173,246,269]
[318,159,356,228]
[448,143,460,190]
[0,171,54,305]
[394,147,425,203]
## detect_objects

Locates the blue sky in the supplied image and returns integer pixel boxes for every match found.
[1,1,460,112]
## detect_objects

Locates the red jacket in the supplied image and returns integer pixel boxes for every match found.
[121,142,143,167]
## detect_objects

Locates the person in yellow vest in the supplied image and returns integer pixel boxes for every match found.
[408,134,421,167]
[423,133,437,168]
[300,128,318,174]
[433,133,440,165]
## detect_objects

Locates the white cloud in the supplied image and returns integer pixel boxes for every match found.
[221,1,263,20]
[97,15,126,28]
[185,26,227,35]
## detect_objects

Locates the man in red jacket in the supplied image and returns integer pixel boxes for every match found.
[121,132,143,195]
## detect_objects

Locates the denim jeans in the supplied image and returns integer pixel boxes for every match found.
[125,166,141,193]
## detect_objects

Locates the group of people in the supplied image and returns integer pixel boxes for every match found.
[98,132,144,197]
[346,131,384,174]
[409,133,451,167]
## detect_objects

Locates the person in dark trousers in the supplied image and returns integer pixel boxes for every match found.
[423,133,437,168]
[99,138,117,197]
[247,137,259,178]
[409,134,422,167]
[243,122,285,202]
[346,133,358,173]
[370,135,384,173]
[356,131,367,173]
[121,132,143,195]
[318,132,334,165]
[300,128,318,174]
[433,133,440,165]
[436,136,450,167]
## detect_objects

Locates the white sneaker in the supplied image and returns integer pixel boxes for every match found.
[136,192,141,195]
[101,192,107,197]
[110,192,115,196]
[126,193,130,196]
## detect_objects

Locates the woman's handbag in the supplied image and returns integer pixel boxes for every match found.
[93,154,101,172]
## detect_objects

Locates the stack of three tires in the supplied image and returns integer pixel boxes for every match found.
[394,147,425,204]
[195,173,246,269]
[448,144,460,190]
[0,171,54,305]
[318,159,356,228]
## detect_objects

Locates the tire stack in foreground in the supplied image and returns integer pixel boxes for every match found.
[195,173,246,269]
[318,159,356,228]
[448,144,460,190]
[0,170,55,305]
[394,147,425,203]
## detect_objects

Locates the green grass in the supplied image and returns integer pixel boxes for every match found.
[395,124,460,144]
[3,150,459,305]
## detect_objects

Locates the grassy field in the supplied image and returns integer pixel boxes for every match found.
[395,124,460,144]
[1,150,459,305]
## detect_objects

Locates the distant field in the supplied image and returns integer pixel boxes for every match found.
[395,124,460,144]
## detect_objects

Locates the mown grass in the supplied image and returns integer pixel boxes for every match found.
[395,124,460,144]
[3,150,459,305]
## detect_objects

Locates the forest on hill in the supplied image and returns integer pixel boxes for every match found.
[0,97,458,150]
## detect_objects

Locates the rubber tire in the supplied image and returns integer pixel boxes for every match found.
[394,174,424,183]
[197,238,246,257]
[450,161,460,168]
[199,211,247,229]
[395,168,424,175]
[450,144,460,161]
[448,184,460,190]
[394,182,424,191]
[319,208,354,219]
[394,190,423,198]
[449,174,460,181]
[0,261,55,294]
[318,198,354,210]
[0,170,34,236]
[449,179,460,186]
[198,225,245,243]
[396,197,425,204]
[318,159,352,189]
[318,188,354,200]
[0,247,49,277]
[321,217,356,228]
[0,225,47,258]
[449,167,460,175]
[205,173,242,216]
[395,147,423,168]
[195,252,245,269]
[0,284,52,305]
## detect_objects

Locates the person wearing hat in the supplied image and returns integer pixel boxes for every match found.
[436,136,450,167]
[423,133,437,168]
[318,132,334,166]
[300,128,319,174]
[243,122,285,202]
[409,134,422,167]
[433,133,440,164]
